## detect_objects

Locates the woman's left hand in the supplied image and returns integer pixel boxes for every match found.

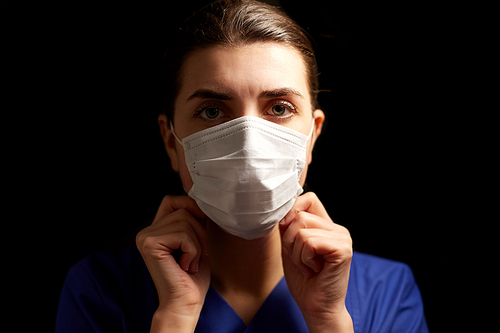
[280,192,354,333]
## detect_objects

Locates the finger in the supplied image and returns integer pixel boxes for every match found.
[280,211,301,256]
[153,195,207,224]
[281,211,319,258]
[159,225,202,274]
[294,192,329,218]
[297,230,327,273]
[138,229,198,272]
[179,233,202,274]
[161,209,208,272]
[290,230,316,277]
[149,207,209,256]
[279,192,330,230]
[299,229,352,264]
[310,231,353,264]
[280,210,334,253]
[293,228,352,275]
[141,210,207,273]
[172,209,209,256]
[148,208,206,239]
[165,232,200,272]
[282,244,313,278]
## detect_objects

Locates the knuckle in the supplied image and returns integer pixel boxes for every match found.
[338,241,353,259]
[135,229,148,248]
[341,246,353,260]
[304,191,318,200]
[295,211,308,228]
[339,224,351,237]
[171,208,187,219]
[175,230,192,242]
[333,224,352,240]
[297,228,309,240]
[159,195,174,208]
[300,191,318,204]
[139,234,157,253]
[135,232,143,247]
[163,194,175,201]
[302,233,314,246]
[172,208,197,224]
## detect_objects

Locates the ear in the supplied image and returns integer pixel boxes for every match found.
[307,109,325,165]
[158,114,180,172]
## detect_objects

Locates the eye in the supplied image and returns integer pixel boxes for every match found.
[267,101,296,118]
[194,103,226,121]
[204,107,220,119]
[271,104,287,116]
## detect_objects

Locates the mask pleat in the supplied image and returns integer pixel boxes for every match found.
[180,116,311,240]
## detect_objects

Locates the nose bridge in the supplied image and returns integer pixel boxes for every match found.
[233,104,260,118]
[232,89,261,118]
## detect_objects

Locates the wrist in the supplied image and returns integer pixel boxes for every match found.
[304,306,354,333]
[150,307,201,333]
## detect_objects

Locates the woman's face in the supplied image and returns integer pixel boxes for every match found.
[159,42,324,192]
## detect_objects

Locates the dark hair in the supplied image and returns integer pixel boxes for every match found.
[162,0,319,121]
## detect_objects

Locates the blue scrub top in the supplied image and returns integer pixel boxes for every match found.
[55,248,428,332]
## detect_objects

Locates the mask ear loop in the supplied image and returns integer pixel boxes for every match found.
[307,118,315,140]
[169,121,184,146]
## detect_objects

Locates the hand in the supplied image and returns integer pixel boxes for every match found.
[280,192,354,332]
[136,195,210,332]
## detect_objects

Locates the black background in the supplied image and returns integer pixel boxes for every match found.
[2,0,459,331]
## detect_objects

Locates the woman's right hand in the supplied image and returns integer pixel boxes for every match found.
[136,195,210,333]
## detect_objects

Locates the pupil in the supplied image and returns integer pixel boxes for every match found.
[206,108,219,119]
[273,105,286,115]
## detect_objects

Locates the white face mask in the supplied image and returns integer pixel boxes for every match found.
[171,116,314,240]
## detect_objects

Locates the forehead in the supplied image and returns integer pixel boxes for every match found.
[178,42,310,102]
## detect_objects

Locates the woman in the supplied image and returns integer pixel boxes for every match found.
[56,1,428,332]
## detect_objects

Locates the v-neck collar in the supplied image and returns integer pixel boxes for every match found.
[195,277,309,333]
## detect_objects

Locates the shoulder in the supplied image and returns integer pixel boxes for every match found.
[347,252,428,333]
[72,247,148,285]
[349,251,416,313]
[56,248,156,333]
[65,248,152,300]
[350,251,414,286]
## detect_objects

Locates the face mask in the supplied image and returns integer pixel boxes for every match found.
[171,116,314,240]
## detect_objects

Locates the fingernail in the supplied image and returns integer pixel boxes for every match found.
[195,261,199,272]
[279,218,286,225]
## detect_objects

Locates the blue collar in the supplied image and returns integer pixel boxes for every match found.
[195,277,309,333]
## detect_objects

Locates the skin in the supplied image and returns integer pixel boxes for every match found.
[136,42,353,332]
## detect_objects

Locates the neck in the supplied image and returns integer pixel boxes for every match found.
[207,221,284,297]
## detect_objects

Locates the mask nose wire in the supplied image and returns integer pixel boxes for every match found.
[169,121,183,145]
[171,118,314,146]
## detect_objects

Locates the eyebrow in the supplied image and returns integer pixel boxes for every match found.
[259,88,305,100]
[186,89,233,103]
[185,87,304,103]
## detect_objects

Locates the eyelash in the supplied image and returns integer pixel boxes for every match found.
[269,101,296,116]
[193,102,222,116]
[192,100,298,120]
